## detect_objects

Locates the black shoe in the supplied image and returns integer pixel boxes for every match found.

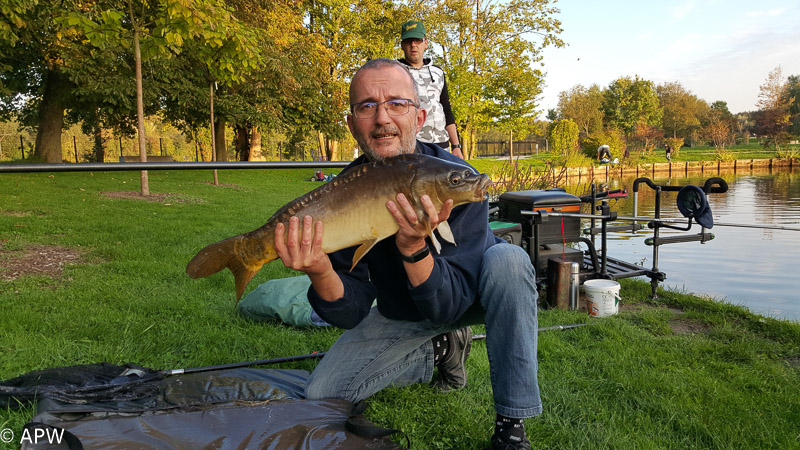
[487,431,532,450]
[431,326,472,391]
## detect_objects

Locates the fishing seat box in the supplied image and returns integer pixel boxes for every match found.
[498,189,582,243]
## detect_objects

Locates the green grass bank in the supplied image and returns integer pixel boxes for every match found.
[0,166,798,449]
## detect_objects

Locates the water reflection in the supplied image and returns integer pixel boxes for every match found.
[565,168,800,322]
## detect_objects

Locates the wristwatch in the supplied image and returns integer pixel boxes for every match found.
[400,245,430,263]
[451,143,462,149]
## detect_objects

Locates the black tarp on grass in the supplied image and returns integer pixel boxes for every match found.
[3,364,404,449]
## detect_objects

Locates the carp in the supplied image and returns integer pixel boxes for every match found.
[186,153,492,300]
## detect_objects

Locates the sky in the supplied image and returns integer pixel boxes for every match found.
[536,0,800,115]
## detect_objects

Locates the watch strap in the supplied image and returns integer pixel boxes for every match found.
[400,245,430,263]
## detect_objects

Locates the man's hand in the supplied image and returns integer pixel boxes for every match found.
[387,193,454,257]
[275,215,343,301]
[275,215,330,274]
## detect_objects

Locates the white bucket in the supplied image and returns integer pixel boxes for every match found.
[583,279,621,318]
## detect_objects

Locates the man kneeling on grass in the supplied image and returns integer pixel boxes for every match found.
[274,58,542,449]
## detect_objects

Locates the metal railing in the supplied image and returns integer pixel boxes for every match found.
[0,160,351,174]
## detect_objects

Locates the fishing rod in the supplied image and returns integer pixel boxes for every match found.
[472,322,589,341]
[161,323,591,376]
[527,210,800,232]
[612,215,800,232]
[161,352,326,376]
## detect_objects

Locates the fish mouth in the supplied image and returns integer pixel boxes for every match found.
[475,175,493,200]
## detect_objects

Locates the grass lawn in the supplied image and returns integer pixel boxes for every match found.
[1,168,798,449]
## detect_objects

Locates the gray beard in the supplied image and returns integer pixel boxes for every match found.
[358,118,418,162]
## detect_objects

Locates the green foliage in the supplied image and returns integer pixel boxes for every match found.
[664,137,684,156]
[0,0,37,47]
[714,148,736,161]
[557,84,604,135]
[753,67,794,151]
[421,0,564,155]
[579,128,624,159]
[603,76,662,136]
[548,119,579,155]
[657,81,707,139]
[776,147,800,161]
[785,74,800,137]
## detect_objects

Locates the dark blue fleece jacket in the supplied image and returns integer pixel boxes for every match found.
[307,142,501,329]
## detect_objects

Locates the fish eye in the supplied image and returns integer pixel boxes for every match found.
[449,173,461,185]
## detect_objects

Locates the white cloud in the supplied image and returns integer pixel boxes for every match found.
[745,7,787,17]
[671,0,699,19]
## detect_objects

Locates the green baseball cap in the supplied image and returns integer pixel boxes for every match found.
[401,20,426,40]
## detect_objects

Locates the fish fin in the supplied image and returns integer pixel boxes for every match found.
[186,235,274,301]
[350,238,379,271]
[426,221,442,254]
[186,236,239,279]
[436,220,456,246]
[231,264,260,302]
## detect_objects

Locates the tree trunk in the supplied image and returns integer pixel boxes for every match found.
[249,126,262,161]
[209,82,218,184]
[214,119,227,162]
[327,140,339,161]
[509,130,514,160]
[235,124,249,161]
[468,125,476,160]
[316,131,326,161]
[92,123,105,162]
[132,22,149,195]
[33,68,67,163]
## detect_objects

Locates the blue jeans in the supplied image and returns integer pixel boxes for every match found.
[305,243,542,419]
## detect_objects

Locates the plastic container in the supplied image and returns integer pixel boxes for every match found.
[583,279,621,317]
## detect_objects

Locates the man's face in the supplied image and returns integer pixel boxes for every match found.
[401,38,428,66]
[347,66,426,161]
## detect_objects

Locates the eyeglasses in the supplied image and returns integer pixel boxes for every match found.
[401,38,425,46]
[350,99,418,119]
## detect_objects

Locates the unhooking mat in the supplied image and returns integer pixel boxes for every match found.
[4,364,405,449]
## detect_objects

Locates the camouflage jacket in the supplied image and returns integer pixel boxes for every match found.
[398,58,456,145]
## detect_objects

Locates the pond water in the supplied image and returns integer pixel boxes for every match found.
[565,168,800,322]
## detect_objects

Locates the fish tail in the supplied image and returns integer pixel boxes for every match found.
[186,235,276,301]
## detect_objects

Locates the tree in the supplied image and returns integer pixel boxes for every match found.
[701,120,733,150]
[657,81,706,140]
[663,137,684,156]
[603,76,662,138]
[701,100,736,150]
[557,84,604,136]
[420,0,564,159]
[302,0,406,160]
[735,112,755,143]
[0,0,82,162]
[548,119,578,155]
[632,122,663,155]
[62,0,262,193]
[753,66,792,150]
[785,74,800,138]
